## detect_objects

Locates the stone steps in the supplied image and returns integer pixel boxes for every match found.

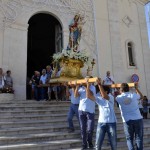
[0,100,149,150]
[0,115,149,129]
[0,109,121,116]
[0,111,121,118]
[0,139,81,150]
[0,119,149,132]
[0,130,150,145]
[0,114,124,123]
[0,139,150,150]
[0,100,121,111]
[0,119,129,129]
[0,122,150,136]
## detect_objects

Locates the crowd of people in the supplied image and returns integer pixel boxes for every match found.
[1,65,150,149]
[64,71,149,150]
[0,68,13,93]
[27,65,66,101]
[27,67,150,149]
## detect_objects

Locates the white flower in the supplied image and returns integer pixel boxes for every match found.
[52,48,94,68]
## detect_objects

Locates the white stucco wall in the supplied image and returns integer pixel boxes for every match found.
[0,1,97,99]
[94,0,150,97]
[0,0,150,99]
[0,10,68,100]
[117,0,150,96]
[0,30,3,67]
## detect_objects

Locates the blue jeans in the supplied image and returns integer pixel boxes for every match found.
[67,104,79,129]
[78,110,95,147]
[40,87,47,100]
[34,86,40,100]
[95,122,117,150]
[123,119,143,150]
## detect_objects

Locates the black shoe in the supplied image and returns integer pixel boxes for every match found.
[88,143,94,148]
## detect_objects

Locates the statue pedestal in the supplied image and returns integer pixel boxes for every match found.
[60,58,84,78]
[50,58,84,84]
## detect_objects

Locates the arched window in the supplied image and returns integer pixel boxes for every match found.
[127,42,135,66]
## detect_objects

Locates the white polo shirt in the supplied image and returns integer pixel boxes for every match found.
[96,93,117,123]
[69,89,80,104]
[116,92,142,122]
[78,85,96,113]
[40,74,47,84]
[103,76,114,85]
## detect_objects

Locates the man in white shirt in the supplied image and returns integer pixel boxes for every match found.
[46,65,53,101]
[116,83,143,150]
[102,71,114,86]
[52,67,62,101]
[74,80,96,150]
[65,83,80,133]
[39,69,47,100]
[87,78,117,150]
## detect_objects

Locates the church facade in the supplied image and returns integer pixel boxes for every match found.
[0,0,150,99]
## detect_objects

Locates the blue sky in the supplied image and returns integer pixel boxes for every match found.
[145,3,150,46]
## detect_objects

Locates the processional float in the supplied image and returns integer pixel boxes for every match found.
[49,14,94,83]
[49,14,135,88]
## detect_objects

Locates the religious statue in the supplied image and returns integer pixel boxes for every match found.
[50,13,95,83]
[67,14,85,52]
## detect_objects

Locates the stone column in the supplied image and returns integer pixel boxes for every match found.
[2,23,28,100]
[0,30,3,67]
[0,21,5,67]
[137,4,150,97]
[107,0,125,82]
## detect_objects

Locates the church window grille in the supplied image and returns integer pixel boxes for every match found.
[127,42,135,66]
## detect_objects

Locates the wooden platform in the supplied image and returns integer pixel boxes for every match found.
[68,77,136,88]
[68,77,98,85]
[46,76,136,88]
[111,83,135,88]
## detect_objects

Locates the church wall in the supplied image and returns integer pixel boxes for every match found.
[0,30,4,67]
[117,0,150,96]
[94,0,150,97]
[0,0,149,99]
[136,3,150,97]
[12,10,67,100]
[0,6,68,99]
[93,0,114,78]
[14,9,68,51]
[6,2,97,100]
[0,1,95,99]
[2,24,27,99]
[94,0,125,82]
[106,0,126,82]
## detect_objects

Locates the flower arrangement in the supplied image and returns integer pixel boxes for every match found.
[53,49,94,67]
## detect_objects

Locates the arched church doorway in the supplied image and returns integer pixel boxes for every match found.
[27,13,62,99]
